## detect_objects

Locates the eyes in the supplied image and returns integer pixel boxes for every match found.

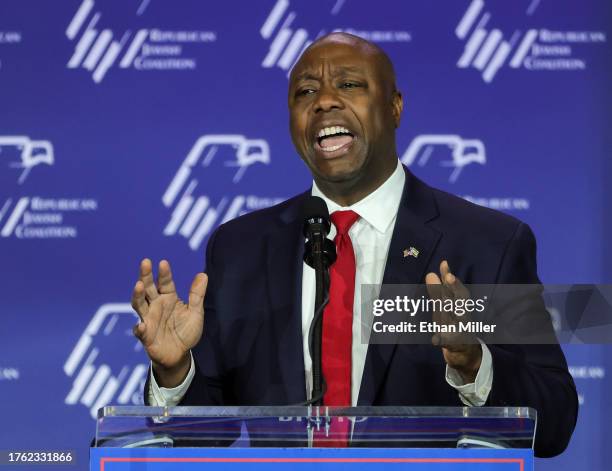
[295,81,364,98]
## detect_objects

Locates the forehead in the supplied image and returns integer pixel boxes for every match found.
[291,42,379,78]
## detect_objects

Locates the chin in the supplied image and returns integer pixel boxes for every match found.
[313,160,366,184]
[300,146,368,183]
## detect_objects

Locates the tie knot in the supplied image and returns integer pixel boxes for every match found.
[331,210,360,236]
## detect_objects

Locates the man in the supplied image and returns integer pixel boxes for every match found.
[132,33,577,457]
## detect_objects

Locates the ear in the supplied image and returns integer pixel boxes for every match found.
[391,90,403,128]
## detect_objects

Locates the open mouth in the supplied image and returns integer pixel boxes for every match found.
[315,126,355,154]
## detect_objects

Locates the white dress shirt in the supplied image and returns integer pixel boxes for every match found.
[149,160,493,407]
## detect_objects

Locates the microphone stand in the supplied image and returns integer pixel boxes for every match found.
[304,229,336,406]
[312,237,327,405]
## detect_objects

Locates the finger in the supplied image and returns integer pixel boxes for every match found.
[425,271,441,284]
[425,271,441,292]
[432,260,452,296]
[188,273,208,313]
[427,269,462,346]
[444,270,471,301]
[157,260,177,295]
[425,271,445,310]
[440,260,450,282]
[131,280,149,320]
[140,258,159,301]
[132,321,146,342]
[425,272,445,341]
[440,261,459,299]
[431,266,474,348]
[440,260,469,301]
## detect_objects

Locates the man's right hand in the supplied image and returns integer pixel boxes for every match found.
[132,258,208,388]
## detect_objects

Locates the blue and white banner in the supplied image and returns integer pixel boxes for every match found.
[0,1,610,469]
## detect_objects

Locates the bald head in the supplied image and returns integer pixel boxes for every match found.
[291,32,398,95]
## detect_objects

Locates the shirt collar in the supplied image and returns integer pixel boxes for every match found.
[311,160,405,234]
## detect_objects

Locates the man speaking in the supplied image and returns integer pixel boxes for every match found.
[131,33,577,457]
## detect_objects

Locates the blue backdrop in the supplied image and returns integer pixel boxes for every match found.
[0,0,610,469]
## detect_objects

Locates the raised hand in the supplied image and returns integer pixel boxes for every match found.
[425,260,482,383]
[132,258,207,387]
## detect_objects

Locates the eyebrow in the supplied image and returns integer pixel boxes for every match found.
[292,72,320,82]
[292,66,365,82]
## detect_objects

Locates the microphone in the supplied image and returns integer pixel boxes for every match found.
[302,196,336,406]
[303,196,336,269]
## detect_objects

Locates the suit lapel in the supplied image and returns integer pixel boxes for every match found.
[358,168,442,405]
[265,193,308,404]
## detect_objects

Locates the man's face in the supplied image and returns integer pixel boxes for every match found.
[288,40,401,187]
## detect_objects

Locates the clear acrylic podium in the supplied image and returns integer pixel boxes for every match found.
[91,406,536,470]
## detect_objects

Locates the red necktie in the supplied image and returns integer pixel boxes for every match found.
[315,210,359,447]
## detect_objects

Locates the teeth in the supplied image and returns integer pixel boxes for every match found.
[317,126,350,138]
[321,144,344,152]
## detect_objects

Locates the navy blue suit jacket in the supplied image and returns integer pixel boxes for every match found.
[151,167,577,457]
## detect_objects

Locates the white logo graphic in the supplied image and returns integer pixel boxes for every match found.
[260,0,316,73]
[401,134,486,183]
[569,364,605,406]
[0,196,97,239]
[66,0,216,83]
[0,367,20,381]
[0,135,54,185]
[163,135,283,251]
[64,304,148,419]
[0,135,98,239]
[402,134,530,210]
[260,0,410,75]
[0,30,23,72]
[569,365,605,380]
[456,0,606,83]
[0,31,21,45]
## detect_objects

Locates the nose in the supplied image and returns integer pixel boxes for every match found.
[313,84,343,113]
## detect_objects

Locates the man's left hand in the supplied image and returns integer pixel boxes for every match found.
[425,260,482,383]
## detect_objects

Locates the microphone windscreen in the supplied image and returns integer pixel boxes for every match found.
[302,196,329,221]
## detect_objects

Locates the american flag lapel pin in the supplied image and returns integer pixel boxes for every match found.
[403,247,420,258]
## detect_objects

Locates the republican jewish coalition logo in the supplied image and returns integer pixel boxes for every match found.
[456,0,607,83]
[66,0,216,83]
[163,135,284,251]
[0,136,98,239]
[0,135,54,185]
[64,304,148,419]
[401,134,530,211]
[260,0,411,74]
[401,134,486,183]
